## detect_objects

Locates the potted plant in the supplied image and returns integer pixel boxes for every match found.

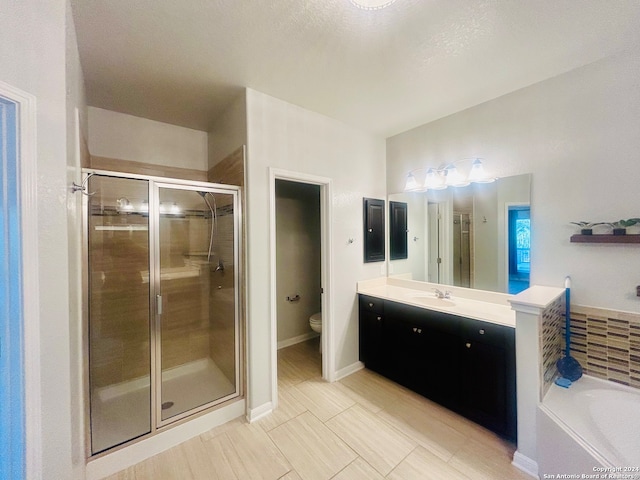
[607,218,640,235]
[570,221,604,235]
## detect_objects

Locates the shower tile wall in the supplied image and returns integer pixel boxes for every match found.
[208,208,236,382]
[92,214,217,389]
[566,306,640,389]
[89,215,151,389]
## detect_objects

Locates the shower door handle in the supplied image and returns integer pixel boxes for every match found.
[156,294,163,315]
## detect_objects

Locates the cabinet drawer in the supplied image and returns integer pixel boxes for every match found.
[462,320,512,347]
[359,294,384,314]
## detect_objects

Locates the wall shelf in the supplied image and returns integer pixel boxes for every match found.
[570,234,640,244]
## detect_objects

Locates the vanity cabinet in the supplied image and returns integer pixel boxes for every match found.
[358,295,516,440]
[385,301,461,407]
[459,319,516,439]
[358,295,386,374]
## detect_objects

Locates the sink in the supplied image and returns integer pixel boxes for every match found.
[405,294,456,308]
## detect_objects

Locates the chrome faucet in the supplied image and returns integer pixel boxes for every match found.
[433,288,452,299]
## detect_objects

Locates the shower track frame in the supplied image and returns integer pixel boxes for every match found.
[81,168,244,458]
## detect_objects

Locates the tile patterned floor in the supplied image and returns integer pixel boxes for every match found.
[104,338,532,479]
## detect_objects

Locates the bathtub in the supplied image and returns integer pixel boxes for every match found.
[538,375,640,476]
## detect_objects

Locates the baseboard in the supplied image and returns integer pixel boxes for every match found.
[277,332,319,350]
[335,361,364,381]
[246,401,273,423]
[512,451,538,478]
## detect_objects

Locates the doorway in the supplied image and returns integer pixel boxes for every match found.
[269,169,332,409]
[507,206,531,294]
[0,91,24,479]
[0,82,38,480]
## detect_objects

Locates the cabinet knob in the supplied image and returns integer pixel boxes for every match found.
[377,316,381,321]
[369,302,374,308]
[368,228,373,233]
[466,342,471,348]
[479,329,485,335]
[418,328,422,334]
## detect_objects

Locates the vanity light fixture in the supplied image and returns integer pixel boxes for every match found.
[403,172,420,191]
[403,158,496,192]
[116,197,134,212]
[467,158,496,183]
[159,201,182,215]
[350,0,398,10]
[424,168,446,190]
[444,164,469,187]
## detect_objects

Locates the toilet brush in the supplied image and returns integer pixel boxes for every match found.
[556,276,583,385]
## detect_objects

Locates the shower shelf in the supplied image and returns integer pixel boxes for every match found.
[95,225,148,231]
[570,234,640,243]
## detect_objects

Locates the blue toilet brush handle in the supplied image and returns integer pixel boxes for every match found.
[565,276,571,357]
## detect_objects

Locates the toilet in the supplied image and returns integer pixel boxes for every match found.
[309,312,322,353]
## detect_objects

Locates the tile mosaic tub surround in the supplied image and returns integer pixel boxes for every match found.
[540,297,563,396]
[541,302,640,392]
[566,306,640,389]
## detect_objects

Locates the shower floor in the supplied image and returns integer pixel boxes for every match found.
[91,358,235,454]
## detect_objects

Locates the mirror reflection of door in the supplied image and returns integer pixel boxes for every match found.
[508,206,530,294]
[427,203,440,283]
[453,213,471,288]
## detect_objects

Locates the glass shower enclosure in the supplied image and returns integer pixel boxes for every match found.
[85,171,241,454]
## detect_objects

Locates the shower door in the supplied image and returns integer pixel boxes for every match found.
[87,175,152,454]
[86,173,241,454]
[154,183,240,424]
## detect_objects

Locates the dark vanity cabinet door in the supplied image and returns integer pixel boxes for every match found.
[363,198,385,262]
[385,301,461,407]
[389,201,408,260]
[460,320,517,440]
[358,294,517,441]
[358,295,386,373]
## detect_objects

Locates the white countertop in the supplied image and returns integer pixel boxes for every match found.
[357,277,516,328]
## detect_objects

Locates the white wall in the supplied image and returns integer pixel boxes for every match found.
[0,1,75,478]
[387,52,640,313]
[88,107,208,170]
[245,88,386,410]
[65,1,88,478]
[208,93,247,168]
[275,181,322,344]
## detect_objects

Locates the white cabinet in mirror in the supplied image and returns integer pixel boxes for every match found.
[388,173,531,294]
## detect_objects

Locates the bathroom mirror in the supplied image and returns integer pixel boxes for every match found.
[388,173,531,294]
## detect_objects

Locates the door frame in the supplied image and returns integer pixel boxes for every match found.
[0,80,41,479]
[268,168,333,409]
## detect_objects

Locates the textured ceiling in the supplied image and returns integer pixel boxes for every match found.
[70,0,640,137]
